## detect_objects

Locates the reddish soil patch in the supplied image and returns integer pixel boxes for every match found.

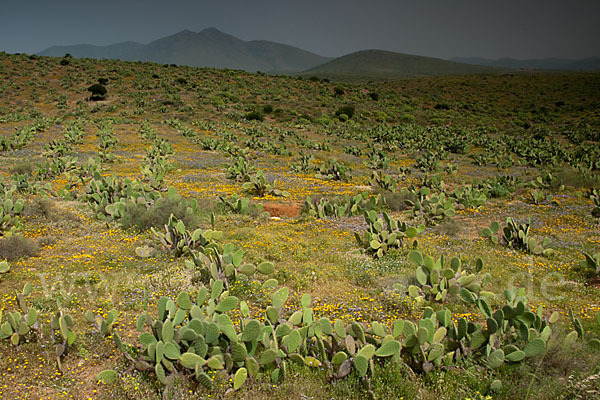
[262,202,303,218]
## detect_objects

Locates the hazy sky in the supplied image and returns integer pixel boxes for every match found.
[1,0,598,59]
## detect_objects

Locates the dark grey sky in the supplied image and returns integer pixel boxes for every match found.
[1,0,598,59]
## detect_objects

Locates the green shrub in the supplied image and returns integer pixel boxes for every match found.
[262,104,273,114]
[23,197,56,220]
[379,190,413,212]
[87,84,107,100]
[10,161,35,175]
[0,235,39,261]
[433,219,462,237]
[120,197,200,232]
[334,86,345,96]
[244,110,264,121]
[335,105,355,119]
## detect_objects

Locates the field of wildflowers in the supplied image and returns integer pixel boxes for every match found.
[0,52,599,399]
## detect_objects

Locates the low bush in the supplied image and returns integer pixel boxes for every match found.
[87,84,107,100]
[379,190,413,212]
[0,235,39,260]
[335,105,355,119]
[10,161,35,175]
[333,86,345,96]
[23,197,57,220]
[120,197,199,232]
[433,219,462,237]
[244,110,264,121]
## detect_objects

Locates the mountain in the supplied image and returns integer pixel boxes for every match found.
[38,41,144,60]
[300,50,503,81]
[38,28,331,73]
[451,57,600,71]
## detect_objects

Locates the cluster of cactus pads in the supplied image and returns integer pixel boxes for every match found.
[140,137,174,190]
[185,242,276,288]
[589,188,600,219]
[0,215,590,396]
[0,124,38,151]
[480,217,553,256]
[84,172,160,220]
[303,192,385,219]
[369,170,398,193]
[355,211,424,258]
[403,186,456,225]
[448,185,488,209]
[0,283,39,346]
[315,159,351,182]
[219,194,266,216]
[0,261,9,276]
[152,213,221,258]
[226,156,256,182]
[407,251,493,303]
[579,251,600,278]
[242,170,289,198]
[0,186,25,234]
[0,283,76,372]
[95,278,557,393]
[152,213,275,289]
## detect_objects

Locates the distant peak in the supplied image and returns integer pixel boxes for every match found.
[170,29,196,37]
[200,27,224,35]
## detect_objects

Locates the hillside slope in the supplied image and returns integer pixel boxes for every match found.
[301,49,503,81]
[452,56,600,71]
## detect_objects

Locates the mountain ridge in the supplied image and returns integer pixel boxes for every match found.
[36,29,600,80]
[451,56,600,71]
[38,27,332,73]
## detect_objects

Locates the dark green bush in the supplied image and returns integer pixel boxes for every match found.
[488,183,511,198]
[88,84,107,100]
[335,105,355,119]
[98,78,109,85]
[262,104,273,114]
[333,86,345,96]
[244,110,264,121]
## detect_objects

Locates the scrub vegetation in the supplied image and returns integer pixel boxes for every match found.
[0,52,599,399]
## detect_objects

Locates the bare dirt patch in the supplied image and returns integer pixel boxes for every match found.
[262,202,303,218]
